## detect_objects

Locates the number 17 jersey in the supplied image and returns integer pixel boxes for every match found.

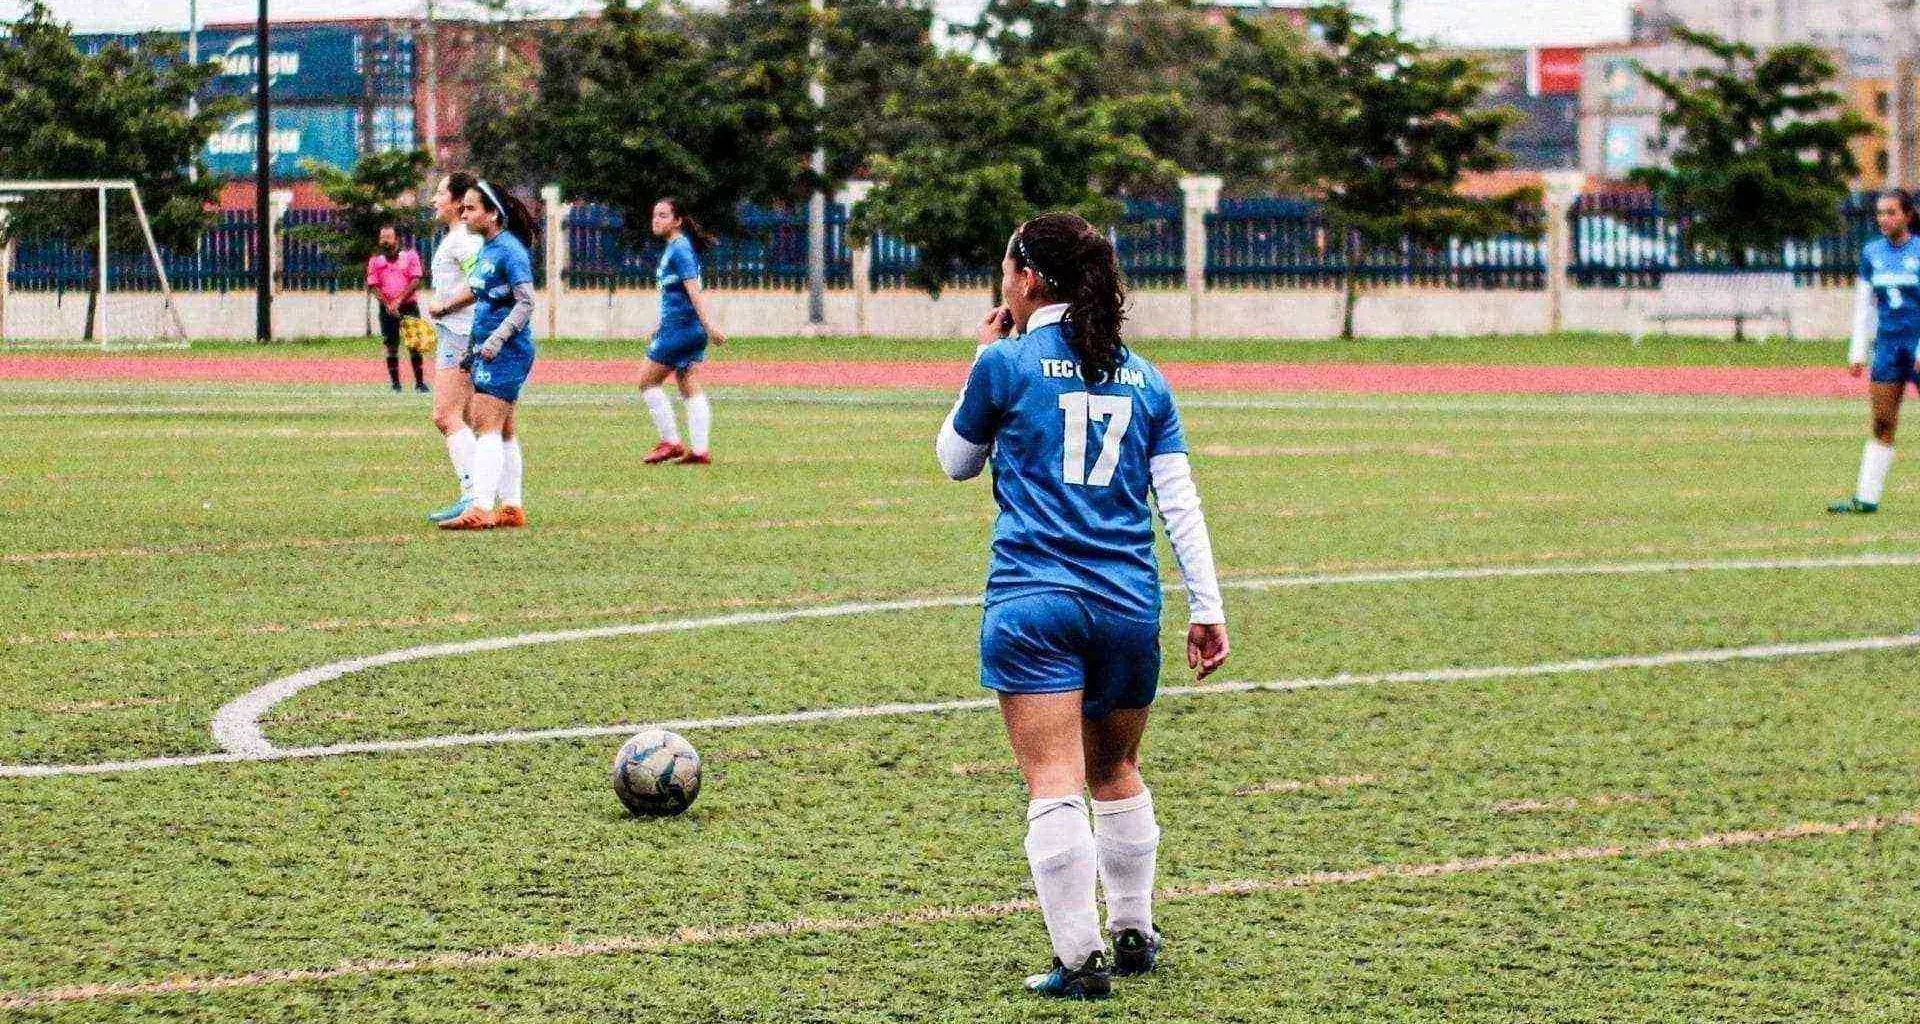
[950,315,1187,620]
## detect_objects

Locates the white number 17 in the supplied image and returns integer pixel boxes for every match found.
[1058,392,1132,487]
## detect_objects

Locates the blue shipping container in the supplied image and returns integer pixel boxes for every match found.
[74,25,414,102]
[205,105,361,179]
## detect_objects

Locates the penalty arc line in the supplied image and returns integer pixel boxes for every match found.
[0,809,1911,1009]
[208,553,1920,757]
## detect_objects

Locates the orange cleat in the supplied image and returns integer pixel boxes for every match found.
[643,441,687,465]
[439,506,495,530]
[494,505,527,528]
[676,450,712,465]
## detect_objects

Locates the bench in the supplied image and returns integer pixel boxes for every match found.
[1632,271,1797,343]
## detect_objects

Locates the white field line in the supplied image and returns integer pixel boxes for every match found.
[4,554,1918,780]
[1,809,1910,1010]
[5,629,1918,780]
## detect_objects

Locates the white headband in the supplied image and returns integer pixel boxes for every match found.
[475,180,507,222]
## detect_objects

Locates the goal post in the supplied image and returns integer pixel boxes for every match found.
[0,179,190,350]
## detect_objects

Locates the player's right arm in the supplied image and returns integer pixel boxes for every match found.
[935,307,1013,480]
[1852,251,1876,377]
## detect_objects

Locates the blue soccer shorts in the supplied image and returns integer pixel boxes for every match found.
[980,589,1161,720]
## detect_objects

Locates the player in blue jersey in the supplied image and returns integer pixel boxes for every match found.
[936,213,1229,999]
[638,197,728,466]
[1833,190,1920,514]
[440,181,538,530]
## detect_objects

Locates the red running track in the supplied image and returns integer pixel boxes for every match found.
[0,354,1866,398]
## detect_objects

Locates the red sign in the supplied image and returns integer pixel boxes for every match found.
[1533,47,1585,96]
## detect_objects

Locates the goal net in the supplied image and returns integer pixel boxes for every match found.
[0,180,189,350]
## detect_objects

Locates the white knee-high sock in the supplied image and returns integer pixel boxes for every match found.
[501,439,524,507]
[1858,440,1895,505]
[446,427,476,499]
[643,386,681,444]
[686,393,712,454]
[1024,796,1103,967]
[471,432,504,511]
[1092,791,1160,936]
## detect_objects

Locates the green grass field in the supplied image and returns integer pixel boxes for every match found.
[4,371,1918,1021]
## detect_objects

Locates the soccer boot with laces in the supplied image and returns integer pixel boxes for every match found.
[438,506,495,530]
[643,440,687,465]
[675,450,712,465]
[1827,497,1879,514]
[427,496,473,524]
[1023,952,1111,1000]
[1112,928,1161,976]
[494,505,527,528]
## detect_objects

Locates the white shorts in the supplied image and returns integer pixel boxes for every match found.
[435,323,472,371]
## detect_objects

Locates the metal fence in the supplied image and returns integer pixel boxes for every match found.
[0,193,1888,294]
[1568,192,1875,288]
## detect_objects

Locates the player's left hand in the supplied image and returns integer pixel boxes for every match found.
[1187,622,1229,681]
[709,328,727,347]
[478,336,503,361]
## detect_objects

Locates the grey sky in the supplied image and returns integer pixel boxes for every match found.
[8,0,1635,47]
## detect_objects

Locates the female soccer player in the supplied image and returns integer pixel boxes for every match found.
[1832,189,1920,514]
[638,197,728,466]
[936,212,1229,999]
[422,171,486,524]
[366,224,426,392]
[439,181,538,531]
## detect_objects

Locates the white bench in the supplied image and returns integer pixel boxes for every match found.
[1633,271,1797,343]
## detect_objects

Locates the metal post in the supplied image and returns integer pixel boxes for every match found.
[187,0,200,181]
[255,0,272,342]
[97,184,109,347]
[1895,1,1920,189]
[423,0,439,168]
[0,204,11,345]
[1390,0,1404,32]
[806,0,826,327]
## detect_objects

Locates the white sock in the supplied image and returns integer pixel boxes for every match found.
[1024,796,1103,968]
[1858,440,1895,505]
[446,427,475,499]
[471,432,503,512]
[686,393,712,454]
[501,439,524,507]
[643,386,681,444]
[1092,791,1160,936]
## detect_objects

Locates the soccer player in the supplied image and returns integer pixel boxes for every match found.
[638,197,728,466]
[367,224,427,393]
[422,172,487,524]
[1832,189,1920,514]
[935,212,1228,999]
[439,181,538,531]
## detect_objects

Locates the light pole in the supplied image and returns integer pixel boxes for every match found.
[806,0,826,326]
[1893,0,1916,188]
[256,0,272,342]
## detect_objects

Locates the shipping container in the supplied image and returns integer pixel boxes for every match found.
[205,105,361,179]
[74,24,414,103]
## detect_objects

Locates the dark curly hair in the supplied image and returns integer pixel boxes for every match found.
[1011,212,1127,385]
[1881,188,1920,233]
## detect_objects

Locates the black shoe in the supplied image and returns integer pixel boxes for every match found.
[415,382,431,393]
[1024,951,1111,999]
[1112,928,1161,976]
[390,382,403,392]
[1827,497,1879,514]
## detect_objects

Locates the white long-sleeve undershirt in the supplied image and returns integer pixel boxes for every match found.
[936,343,994,481]
[1149,452,1225,625]
[1851,280,1876,366]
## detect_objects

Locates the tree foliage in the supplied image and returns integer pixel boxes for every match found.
[290,149,435,281]
[1630,27,1872,267]
[853,51,1170,296]
[0,0,233,251]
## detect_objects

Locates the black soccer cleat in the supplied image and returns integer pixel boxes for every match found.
[1112,927,1161,976]
[1023,951,1112,1000]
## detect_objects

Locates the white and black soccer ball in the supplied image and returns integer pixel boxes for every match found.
[611,729,702,817]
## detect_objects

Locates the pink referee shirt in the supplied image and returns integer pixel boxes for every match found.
[366,249,423,306]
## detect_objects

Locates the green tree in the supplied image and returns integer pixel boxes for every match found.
[469,0,815,242]
[288,148,435,286]
[853,50,1169,297]
[819,0,939,182]
[1631,27,1871,290]
[0,1,234,337]
[1251,5,1527,338]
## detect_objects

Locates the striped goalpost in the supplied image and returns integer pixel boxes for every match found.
[0,179,189,350]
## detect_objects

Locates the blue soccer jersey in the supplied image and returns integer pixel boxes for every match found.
[657,235,702,328]
[950,312,1187,620]
[467,231,537,358]
[1860,236,1920,345]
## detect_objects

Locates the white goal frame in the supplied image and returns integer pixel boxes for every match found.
[0,179,189,349]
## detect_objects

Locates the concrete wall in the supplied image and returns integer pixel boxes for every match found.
[0,283,1854,343]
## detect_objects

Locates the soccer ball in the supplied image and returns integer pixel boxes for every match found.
[611,729,702,817]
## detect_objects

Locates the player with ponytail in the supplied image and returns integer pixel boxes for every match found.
[934,212,1229,998]
[1833,189,1920,513]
